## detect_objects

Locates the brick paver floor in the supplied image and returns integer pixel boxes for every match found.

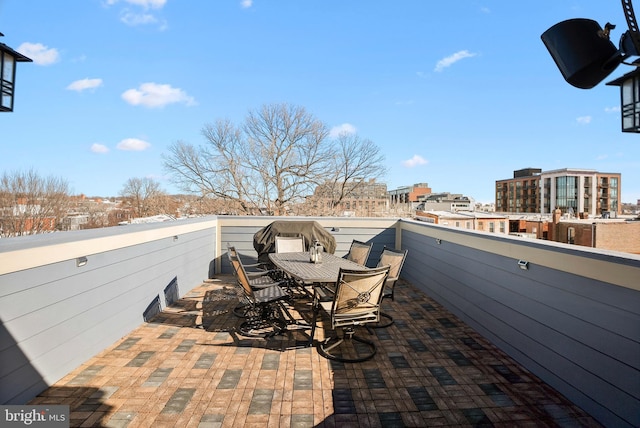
[30,275,601,427]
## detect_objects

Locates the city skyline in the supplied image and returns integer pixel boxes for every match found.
[2,1,639,203]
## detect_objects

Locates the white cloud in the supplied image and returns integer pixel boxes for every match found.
[117,138,151,151]
[107,0,166,9]
[91,143,110,154]
[17,42,60,65]
[576,116,592,125]
[120,11,158,26]
[67,78,103,92]
[107,0,167,28]
[329,123,357,138]
[402,155,428,168]
[121,82,196,108]
[434,50,477,72]
[241,0,253,8]
[605,106,621,113]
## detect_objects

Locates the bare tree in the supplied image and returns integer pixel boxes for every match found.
[0,169,71,237]
[319,133,387,213]
[165,120,256,213]
[164,103,385,216]
[119,177,167,218]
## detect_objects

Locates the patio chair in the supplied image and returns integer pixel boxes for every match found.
[228,247,288,316]
[229,253,291,338]
[315,266,390,362]
[370,247,408,328]
[275,235,305,253]
[344,240,373,266]
[227,243,269,276]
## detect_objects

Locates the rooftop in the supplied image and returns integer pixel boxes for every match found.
[29,274,600,427]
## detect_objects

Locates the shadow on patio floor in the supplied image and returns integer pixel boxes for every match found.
[29,275,601,427]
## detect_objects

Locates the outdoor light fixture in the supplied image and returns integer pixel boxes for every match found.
[518,260,529,271]
[76,256,88,267]
[541,0,640,132]
[606,68,640,132]
[0,32,32,112]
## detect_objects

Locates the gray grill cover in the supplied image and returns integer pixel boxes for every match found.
[253,220,337,263]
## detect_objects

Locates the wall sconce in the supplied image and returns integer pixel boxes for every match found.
[173,235,179,242]
[518,260,529,270]
[0,32,33,112]
[76,256,88,267]
[606,68,640,132]
[435,238,442,245]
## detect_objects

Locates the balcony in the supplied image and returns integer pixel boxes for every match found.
[1,216,638,427]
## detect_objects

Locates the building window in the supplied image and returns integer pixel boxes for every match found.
[489,222,495,233]
[500,222,505,233]
[555,176,578,213]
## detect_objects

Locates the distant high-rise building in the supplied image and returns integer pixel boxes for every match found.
[496,168,622,215]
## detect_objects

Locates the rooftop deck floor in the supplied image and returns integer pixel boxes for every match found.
[30,275,601,427]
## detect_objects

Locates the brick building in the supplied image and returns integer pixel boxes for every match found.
[416,192,474,212]
[415,210,509,235]
[388,183,432,206]
[547,209,640,254]
[310,178,388,216]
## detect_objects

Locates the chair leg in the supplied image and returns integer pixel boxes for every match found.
[370,296,394,328]
[237,303,287,338]
[317,327,376,363]
[233,303,249,318]
[370,312,393,328]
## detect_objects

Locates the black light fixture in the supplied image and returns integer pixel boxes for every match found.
[541,0,640,133]
[606,67,640,132]
[0,32,32,112]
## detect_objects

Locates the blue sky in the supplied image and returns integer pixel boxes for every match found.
[1,1,639,204]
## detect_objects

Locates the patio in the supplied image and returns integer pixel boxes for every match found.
[29,274,600,427]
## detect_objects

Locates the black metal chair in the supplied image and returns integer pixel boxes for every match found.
[229,253,291,338]
[370,247,408,328]
[315,266,390,362]
[227,243,271,276]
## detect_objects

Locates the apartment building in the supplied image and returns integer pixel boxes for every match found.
[496,168,622,216]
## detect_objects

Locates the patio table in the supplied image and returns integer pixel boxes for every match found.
[269,251,368,285]
[269,251,370,346]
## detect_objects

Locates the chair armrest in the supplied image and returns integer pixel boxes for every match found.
[314,285,329,300]
[243,262,264,269]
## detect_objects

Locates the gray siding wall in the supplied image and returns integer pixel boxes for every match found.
[0,219,216,404]
[398,219,640,428]
[2,215,638,427]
